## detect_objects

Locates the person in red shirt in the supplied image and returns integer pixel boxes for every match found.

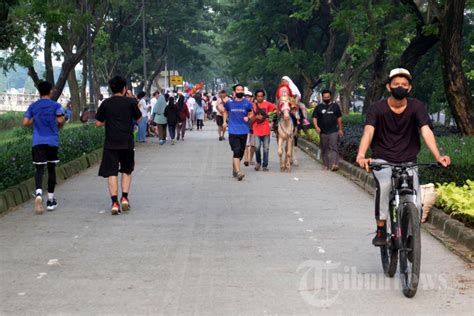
[252,90,277,171]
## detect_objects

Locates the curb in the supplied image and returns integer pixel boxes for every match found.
[297,137,474,256]
[0,148,102,215]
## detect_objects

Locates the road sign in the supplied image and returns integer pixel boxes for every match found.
[170,75,183,86]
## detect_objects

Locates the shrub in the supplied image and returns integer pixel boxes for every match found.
[418,136,474,185]
[0,112,24,132]
[436,181,474,225]
[0,124,104,191]
[342,113,365,126]
[299,128,320,145]
[338,123,364,162]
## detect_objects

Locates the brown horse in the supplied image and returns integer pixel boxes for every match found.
[277,98,298,172]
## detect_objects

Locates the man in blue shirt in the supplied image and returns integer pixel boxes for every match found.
[23,81,65,214]
[223,84,253,181]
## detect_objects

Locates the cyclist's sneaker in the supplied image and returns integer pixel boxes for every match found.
[121,197,130,212]
[35,194,44,215]
[111,202,121,215]
[372,229,387,246]
[46,199,58,211]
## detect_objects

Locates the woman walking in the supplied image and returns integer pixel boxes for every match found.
[136,91,148,143]
[176,94,189,141]
[194,94,205,130]
[164,96,180,145]
[152,93,168,145]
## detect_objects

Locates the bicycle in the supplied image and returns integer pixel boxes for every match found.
[369,162,440,298]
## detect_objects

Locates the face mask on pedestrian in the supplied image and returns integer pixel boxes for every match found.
[235,92,244,99]
[323,99,331,104]
[390,86,409,100]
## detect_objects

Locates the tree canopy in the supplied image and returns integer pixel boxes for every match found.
[1,0,473,133]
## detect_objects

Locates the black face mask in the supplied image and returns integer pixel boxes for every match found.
[235,92,244,99]
[323,99,331,104]
[390,86,409,100]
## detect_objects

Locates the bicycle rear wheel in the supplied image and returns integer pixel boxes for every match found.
[380,222,398,277]
[399,202,421,298]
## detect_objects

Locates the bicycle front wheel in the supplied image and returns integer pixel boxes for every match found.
[399,202,421,298]
[380,222,398,277]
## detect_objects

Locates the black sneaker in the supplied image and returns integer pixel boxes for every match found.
[372,229,388,247]
[232,170,238,178]
[46,199,58,211]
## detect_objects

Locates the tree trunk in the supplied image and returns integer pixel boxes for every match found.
[363,38,388,113]
[27,66,41,87]
[93,64,101,102]
[51,45,87,101]
[68,70,81,122]
[80,57,87,111]
[438,0,474,135]
[339,88,352,114]
[44,24,55,85]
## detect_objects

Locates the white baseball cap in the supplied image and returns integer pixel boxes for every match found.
[389,68,412,81]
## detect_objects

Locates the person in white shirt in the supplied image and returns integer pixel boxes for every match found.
[186,95,196,130]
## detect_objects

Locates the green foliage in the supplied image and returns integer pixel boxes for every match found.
[299,128,320,145]
[0,124,104,191]
[342,113,365,125]
[436,181,474,225]
[0,112,23,131]
[418,136,474,186]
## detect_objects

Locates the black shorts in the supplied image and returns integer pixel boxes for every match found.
[32,145,59,165]
[229,134,248,159]
[216,115,224,127]
[98,148,135,177]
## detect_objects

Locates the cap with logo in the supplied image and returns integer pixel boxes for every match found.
[389,68,412,81]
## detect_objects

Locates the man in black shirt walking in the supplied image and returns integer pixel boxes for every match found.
[96,76,142,215]
[312,89,343,171]
[356,68,450,246]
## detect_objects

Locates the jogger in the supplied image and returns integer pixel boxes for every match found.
[23,81,65,214]
[96,76,142,215]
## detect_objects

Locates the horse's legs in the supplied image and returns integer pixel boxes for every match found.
[286,138,293,172]
[278,136,285,171]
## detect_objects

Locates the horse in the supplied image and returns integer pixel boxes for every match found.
[276,98,298,172]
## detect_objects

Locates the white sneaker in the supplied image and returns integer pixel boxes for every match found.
[35,195,44,215]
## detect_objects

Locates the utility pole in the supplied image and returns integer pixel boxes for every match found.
[86,0,95,122]
[142,0,147,95]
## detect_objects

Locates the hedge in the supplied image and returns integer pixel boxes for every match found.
[300,122,472,186]
[418,135,474,186]
[0,112,24,132]
[0,124,104,191]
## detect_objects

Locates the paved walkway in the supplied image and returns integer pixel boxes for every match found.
[1,126,473,314]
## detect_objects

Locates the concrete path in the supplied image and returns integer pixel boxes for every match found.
[1,126,473,315]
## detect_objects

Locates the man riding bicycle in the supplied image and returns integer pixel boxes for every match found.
[356,68,451,246]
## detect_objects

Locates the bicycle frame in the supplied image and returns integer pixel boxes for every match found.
[371,163,438,249]
[388,166,418,250]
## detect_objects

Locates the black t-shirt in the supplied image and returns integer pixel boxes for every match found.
[95,96,142,150]
[365,98,433,163]
[312,102,342,134]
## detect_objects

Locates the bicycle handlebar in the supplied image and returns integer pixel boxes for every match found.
[369,162,441,171]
